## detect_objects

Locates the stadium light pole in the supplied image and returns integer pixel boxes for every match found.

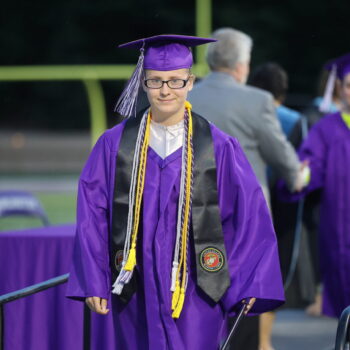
[195,0,212,76]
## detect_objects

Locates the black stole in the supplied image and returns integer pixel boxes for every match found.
[110,111,230,303]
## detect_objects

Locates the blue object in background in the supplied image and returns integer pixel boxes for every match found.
[276,105,301,137]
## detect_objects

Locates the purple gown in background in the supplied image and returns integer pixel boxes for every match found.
[66,118,284,349]
[279,112,350,318]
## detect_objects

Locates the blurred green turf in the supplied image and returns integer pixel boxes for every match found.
[0,192,76,231]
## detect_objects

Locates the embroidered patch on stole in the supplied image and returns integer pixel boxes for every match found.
[114,250,124,272]
[199,247,225,272]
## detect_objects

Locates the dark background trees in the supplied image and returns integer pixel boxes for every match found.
[1,0,348,130]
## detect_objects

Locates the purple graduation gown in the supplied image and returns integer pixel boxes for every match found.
[66,119,284,349]
[279,112,350,318]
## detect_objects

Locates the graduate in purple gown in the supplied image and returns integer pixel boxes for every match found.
[66,34,284,349]
[279,52,350,318]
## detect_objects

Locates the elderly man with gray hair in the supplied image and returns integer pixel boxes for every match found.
[189,27,303,205]
[189,27,304,350]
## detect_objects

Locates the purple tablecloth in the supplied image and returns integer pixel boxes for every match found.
[0,224,84,350]
[0,224,136,350]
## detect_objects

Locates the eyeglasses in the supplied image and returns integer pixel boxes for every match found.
[144,76,191,89]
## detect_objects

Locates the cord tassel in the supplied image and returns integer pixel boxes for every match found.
[115,45,145,118]
[112,281,124,295]
[171,281,181,310]
[170,262,179,292]
[124,246,137,271]
[172,288,185,318]
[112,267,127,295]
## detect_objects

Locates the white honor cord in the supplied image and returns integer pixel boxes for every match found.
[123,111,148,259]
[171,112,187,291]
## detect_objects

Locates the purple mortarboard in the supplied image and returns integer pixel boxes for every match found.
[320,53,350,113]
[325,52,350,80]
[115,34,216,117]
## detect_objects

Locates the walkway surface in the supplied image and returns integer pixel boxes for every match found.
[272,309,338,350]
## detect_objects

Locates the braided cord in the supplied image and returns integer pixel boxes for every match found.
[172,103,194,318]
[124,111,149,258]
[180,108,193,289]
[185,108,194,292]
[171,114,187,291]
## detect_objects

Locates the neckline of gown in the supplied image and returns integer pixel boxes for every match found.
[339,111,350,131]
[147,146,182,169]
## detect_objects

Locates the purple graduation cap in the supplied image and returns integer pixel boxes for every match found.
[320,52,350,113]
[115,34,216,117]
[325,52,350,80]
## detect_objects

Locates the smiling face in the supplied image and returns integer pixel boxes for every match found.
[143,68,194,124]
[341,73,350,111]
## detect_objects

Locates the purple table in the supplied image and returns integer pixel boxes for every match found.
[0,224,127,350]
[0,224,84,350]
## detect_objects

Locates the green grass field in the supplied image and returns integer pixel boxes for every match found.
[0,192,77,231]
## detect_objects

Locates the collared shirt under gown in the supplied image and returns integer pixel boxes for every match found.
[66,117,284,350]
[279,112,350,318]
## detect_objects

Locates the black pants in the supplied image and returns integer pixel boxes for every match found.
[227,315,259,350]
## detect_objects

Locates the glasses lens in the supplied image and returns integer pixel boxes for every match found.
[145,79,162,88]
[168,79,186,89]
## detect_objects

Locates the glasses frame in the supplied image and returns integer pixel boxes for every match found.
[143,75,192,89]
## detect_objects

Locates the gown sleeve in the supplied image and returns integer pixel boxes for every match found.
[66,133,112,301]
[215,136,285,314]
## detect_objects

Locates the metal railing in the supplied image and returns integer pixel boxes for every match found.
[0,273,91,350]
[335,305,350,350]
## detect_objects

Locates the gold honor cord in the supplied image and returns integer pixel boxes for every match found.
[172,102,193,318]
[124,111,151,271]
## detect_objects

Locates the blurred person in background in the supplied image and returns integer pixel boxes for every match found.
[249,62,302,138]
[189,28,305,350]
[249,62,316,347]
[290,65,342,148]
[301,68,342,129]
[279,52,350,320]
[288,61,343,317]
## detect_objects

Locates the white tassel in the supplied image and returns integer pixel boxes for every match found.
[112,282,124,295]
[185,272,189,290]
[121,270,133,283]
[111,264,135,295]
[320,64,337,113]
[170,262,179,292]
[112,269,125,295]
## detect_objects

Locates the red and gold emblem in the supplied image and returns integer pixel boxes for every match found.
[115,250,124,272]
[200,247,224,272]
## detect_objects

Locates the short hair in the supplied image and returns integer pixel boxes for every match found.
[249,62,288,102]
[206,28,253,71]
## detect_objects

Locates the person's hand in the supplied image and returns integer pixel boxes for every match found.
[85,296,109,315]
[294,160,310,192]
[243,297,256,315]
